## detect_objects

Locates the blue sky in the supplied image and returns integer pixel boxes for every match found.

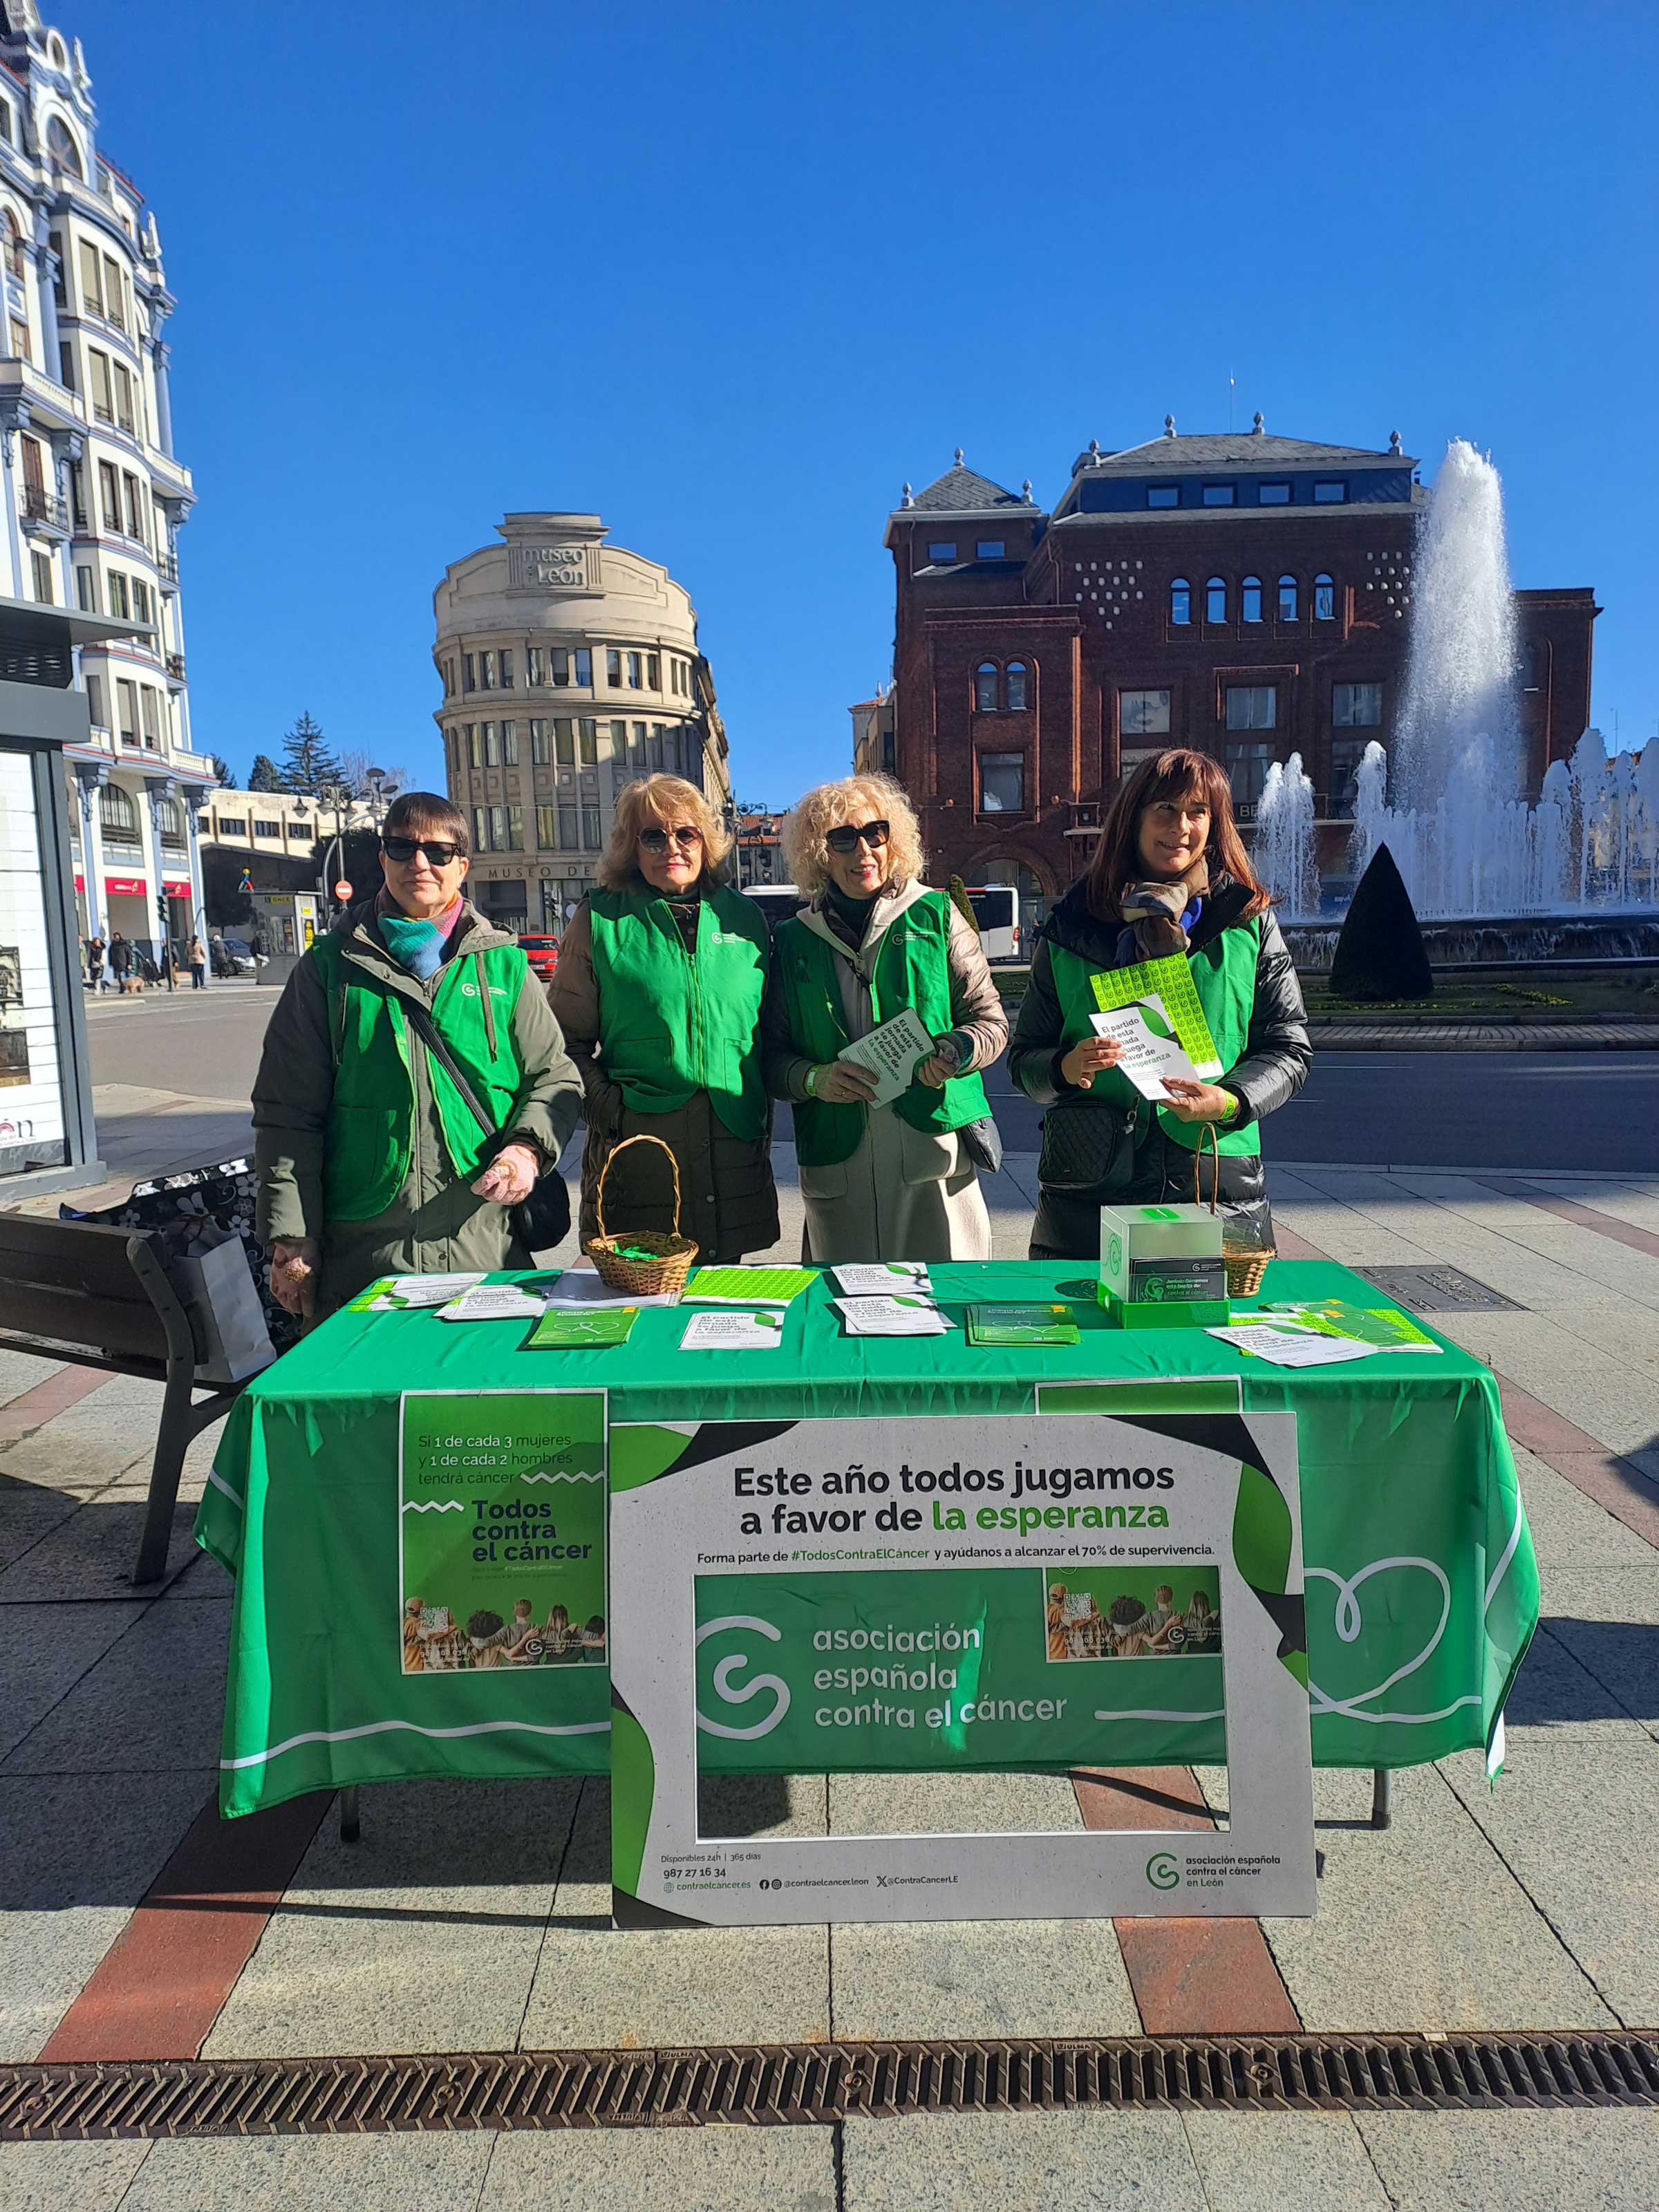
[65,0,1659,796]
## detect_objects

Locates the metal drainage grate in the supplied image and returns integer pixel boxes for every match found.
[3,2033,1657,2137]
[1361,1266,1524,1314]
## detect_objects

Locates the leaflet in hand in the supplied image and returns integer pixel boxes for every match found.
[1089,954,1223,1078]
[836,1006,935,1107]
[1088,995,1201,1100]
[832,1262,932,1298]
[679,1309,785,1350]
[1205,1322,1378,1368]
[834,1295,954,1338]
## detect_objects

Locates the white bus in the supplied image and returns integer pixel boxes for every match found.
[742,881,1021,962]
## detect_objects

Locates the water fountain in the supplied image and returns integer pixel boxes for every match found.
[1278,438,1659,965]
[1253,751,1320,919]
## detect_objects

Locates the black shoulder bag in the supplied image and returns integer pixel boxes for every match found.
[400,995,571,1252]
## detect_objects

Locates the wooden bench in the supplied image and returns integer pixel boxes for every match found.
[0,1213,252,1584]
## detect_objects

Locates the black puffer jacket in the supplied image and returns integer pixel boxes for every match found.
[1009,874,1311,1259]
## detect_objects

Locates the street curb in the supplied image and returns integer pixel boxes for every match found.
[1306,1023,1659,1051]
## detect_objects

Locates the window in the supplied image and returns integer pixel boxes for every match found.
[526,646,545,686]
[546,647,567,686]
[88,348,113,422]
[555,718,574,765]
[480,722,498,767]
[973,662,999,713]
[30,548,52,602]
[1313,574,1335,621]
[1329,737,1371,817]
[498,649,514,688]
[582,806,602,849]
[1277,574,1299,621]
[1206,577,1228,624]
[506,804,523,850]
[646,653,660,689]
[1005,660,1029,712]
[113,361,135,431]
[1313,481,1347,504]
[466,724,481,768]
[979,752,1024,813]
[100,784,138,839]
[610,718,627,756]
[156,789,182,841]
[606,648,622,687]
[58,340,75,391]
[1224,684,1277,731]
[1147,486,1179,509]
[443,657,456,695]
[473,807,489,851]
[1120,688,1171,736]
[579,718,597,764]
[254,818,281,841]
[1523,642,1543,693]
[928,541,957,562]
[75,564,95,611]
[216,816,247,838]
[530,718,551,765]
[1170,577,1191,626]
[1333,682,1383,727]
[8,317,27,364]
[101,255,124,330]
[462,653,476,691]
[108,570,130,619]
[123,472,146,539]
[47,118,82,180]
[574,647,592,687]
[97,459,120,529]
[1202,485,1236,507]
[132,579,151,626]
[501,720,518,765]
[536,805,557,847]
[78,241,102,314]
[558,803,577,847]
[480,650,496,690]
[0,212,21,281]
[0,106,11,146]
[86,672,105,726]
[1224,740,1275,808]
[487,805,507,850]
[626,650,642,689]
[976,540,1005,559]
[632,720,648,763]
[1241,576,1263,624]
[1258,482,1291,505]
[115,677,139,742]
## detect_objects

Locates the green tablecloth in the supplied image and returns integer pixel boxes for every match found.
[198,1259,1537,1817]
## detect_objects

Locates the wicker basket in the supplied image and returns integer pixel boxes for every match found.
[1192,1124,1275,1299]
[583,1133,699,1299]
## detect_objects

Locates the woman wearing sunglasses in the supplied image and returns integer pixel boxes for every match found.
[548,774,779,1263]
[1010,748,1310,1259]
[765,775,1007,1263]
[252,791,582,1320]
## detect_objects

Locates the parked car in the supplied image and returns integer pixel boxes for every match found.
[210,935,259,978]
[516,931,559,982]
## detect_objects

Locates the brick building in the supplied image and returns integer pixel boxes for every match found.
[879,424,1597,920]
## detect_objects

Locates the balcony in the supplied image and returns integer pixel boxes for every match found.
[21,483,67,534]
[158,552,178,584]
[165,653,185,683]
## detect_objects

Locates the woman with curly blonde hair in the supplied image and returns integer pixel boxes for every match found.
[763,775,1006,1262]
[548,774,778,1262]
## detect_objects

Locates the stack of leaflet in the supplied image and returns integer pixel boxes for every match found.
[828,1263,953,1338]
[348,1272,485,1313]
[682,1266,818,1306]
[541,1259,681,1311]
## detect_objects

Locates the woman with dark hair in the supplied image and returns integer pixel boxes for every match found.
[1010,748,1310,1259]
[253,790,582,1320]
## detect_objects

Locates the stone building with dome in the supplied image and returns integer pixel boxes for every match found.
[877,422,1597,920]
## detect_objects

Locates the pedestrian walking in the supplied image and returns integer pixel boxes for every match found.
[86,935,106,992]
[161,941,178,991]
[189,932,207,989]
[109,932,133,995]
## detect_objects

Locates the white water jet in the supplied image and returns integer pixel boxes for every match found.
[1394,440,1522,808]
[1255,751,1320,917]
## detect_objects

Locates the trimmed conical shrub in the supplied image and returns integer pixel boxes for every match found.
[946,874,980,932]
[1330,843,1434,1001]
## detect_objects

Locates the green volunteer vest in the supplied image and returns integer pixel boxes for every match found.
[776,890,992,1168]
[1047,915,1262,1158]
[585,885,769,1141]
[312,933,527,1221]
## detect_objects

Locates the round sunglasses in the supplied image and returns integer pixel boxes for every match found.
[825,819,890,856]
[382,835,462,866]
[637,824,703,852]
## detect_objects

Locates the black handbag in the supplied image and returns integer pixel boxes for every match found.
[400,997,571,1251]
[1038,1098,1138,1197]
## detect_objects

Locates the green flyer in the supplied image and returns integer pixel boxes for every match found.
[1088,953,1222,1077]
[399,1389,608,1675]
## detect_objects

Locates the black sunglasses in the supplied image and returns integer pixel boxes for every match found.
[638,824,703,852]
[382,835,462,866]
[825,819,890,855]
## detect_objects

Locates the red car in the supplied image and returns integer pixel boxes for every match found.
[517,931,560,981]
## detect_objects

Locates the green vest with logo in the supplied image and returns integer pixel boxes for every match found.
[312,932,527,1221]
[775,890,992,1168]
[1047,916,1262,1157]
[585,885,769,1141]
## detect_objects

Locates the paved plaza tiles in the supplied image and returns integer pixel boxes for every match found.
[2,1156,1658,2207]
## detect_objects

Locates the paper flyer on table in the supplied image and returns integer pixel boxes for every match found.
[1206,1322,1378,1369]
[679,1309,785,1350]
[542,1262,680,1311]
[438,1283,552,1322]
[1087,995,1202,1100]
[682,1266,817,1307]
[831,1262,932,1297]
[836,1006,935,1107]
[833,1295,954,1338]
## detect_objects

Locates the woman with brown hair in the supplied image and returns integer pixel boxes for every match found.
[548,773,778,1263]
[1009,748,1309,1259]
